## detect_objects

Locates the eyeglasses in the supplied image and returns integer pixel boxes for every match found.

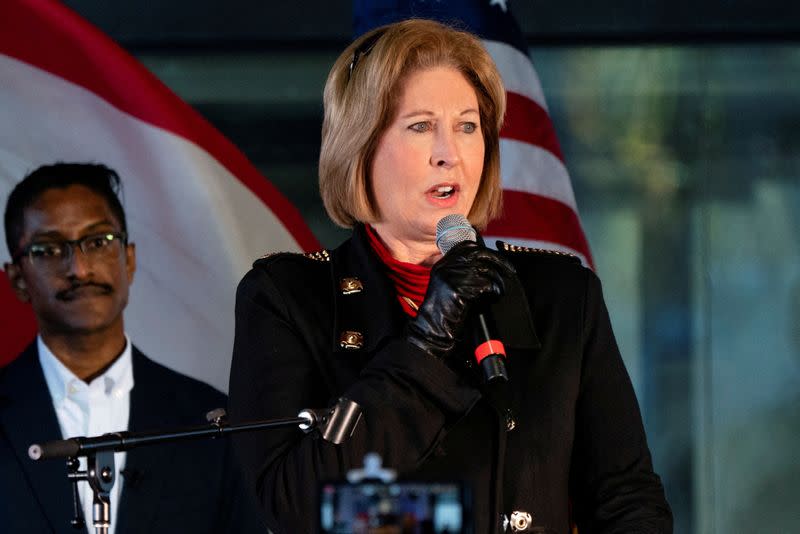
[14,232,128,271]
[348,30,385,82]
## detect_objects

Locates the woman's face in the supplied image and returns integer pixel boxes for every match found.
[370,66,485,248]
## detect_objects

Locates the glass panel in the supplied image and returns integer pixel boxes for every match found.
[538,44,800,534]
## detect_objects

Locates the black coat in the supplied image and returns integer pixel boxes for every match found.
[229,225,672,533]
[0,343,266,533]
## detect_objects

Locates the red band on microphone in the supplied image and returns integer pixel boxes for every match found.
[474,340,506,363]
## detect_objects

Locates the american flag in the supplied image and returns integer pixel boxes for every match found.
[354,0,594,267]
[0,0,318,386]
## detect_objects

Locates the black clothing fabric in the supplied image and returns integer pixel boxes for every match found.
[0,343,266,533]
[229,225,672,533]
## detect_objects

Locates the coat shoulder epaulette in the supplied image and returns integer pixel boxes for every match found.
[253,249,331,267]
[302,249,331,262]
[496,241,582,265]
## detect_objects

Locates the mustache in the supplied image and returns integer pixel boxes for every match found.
[56,282,113,301]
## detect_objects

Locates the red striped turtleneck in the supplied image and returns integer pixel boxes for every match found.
[365,225,431,317]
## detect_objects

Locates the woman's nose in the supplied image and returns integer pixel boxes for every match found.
[430,129,460,169]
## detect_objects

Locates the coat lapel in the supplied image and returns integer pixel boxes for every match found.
[330,225,406,356]
[115,348,175,534]
[490,270,540,353]
[0,344,76,532]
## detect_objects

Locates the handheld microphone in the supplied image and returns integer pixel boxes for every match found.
[435,214,508,383]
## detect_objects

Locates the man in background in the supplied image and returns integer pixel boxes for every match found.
[0,163,264,533]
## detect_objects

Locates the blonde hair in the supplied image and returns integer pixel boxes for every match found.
[319,18,506,230]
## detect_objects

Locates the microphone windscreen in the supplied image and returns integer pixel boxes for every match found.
[435,214,476,254]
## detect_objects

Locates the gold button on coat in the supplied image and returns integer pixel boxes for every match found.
[339,331,364,349]
[340,277,364,295]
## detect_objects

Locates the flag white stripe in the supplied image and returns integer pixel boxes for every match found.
[0,54,301,391]
[499,138,577,210]
[483,39,548,112]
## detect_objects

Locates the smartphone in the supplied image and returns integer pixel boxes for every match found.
[320,480,471,533]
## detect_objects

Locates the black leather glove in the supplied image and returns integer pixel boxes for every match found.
[406,241,516,359]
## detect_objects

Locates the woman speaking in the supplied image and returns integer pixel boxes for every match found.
[229,19,672,534]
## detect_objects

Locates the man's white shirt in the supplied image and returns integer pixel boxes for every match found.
[38,335,134,534]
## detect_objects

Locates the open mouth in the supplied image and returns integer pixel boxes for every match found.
[429,184,457,199]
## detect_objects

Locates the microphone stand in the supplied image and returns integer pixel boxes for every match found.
[28,397,362,534]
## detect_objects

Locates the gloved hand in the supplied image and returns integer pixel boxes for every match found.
[406,241,516,359]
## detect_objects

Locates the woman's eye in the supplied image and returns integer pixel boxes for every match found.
[409,122,431,133]
[461,122,478,133]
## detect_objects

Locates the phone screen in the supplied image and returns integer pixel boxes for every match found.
[320,481,469,533]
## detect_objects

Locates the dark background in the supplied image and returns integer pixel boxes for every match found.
[66,0,800,47]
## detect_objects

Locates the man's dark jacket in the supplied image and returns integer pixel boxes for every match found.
[0,343,265,533]
[229,225,672,534]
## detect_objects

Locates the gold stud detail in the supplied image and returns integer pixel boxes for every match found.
[499,241,578,260]
[340,277,364,295]
[339,331,364,350]
[303,249,331,262]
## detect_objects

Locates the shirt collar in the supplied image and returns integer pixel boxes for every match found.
[38,335,135,407]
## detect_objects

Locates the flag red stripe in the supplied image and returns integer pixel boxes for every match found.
[0,272,36,367]
[500,91,565,163]
[0,0,319,252]
[488,190,594,266]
